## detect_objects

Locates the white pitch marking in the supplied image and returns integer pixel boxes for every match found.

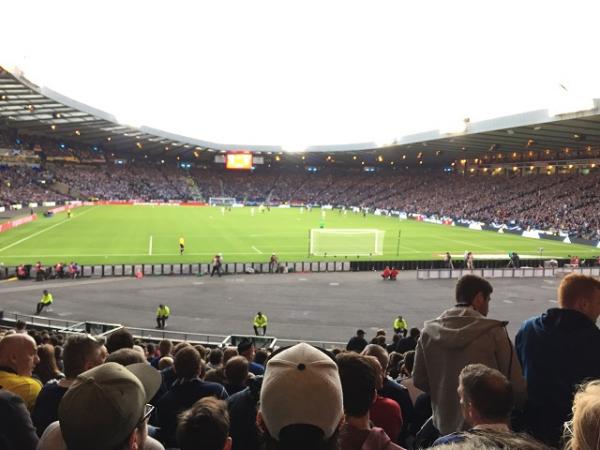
[549,299,558,303]
[193,281,204,285]
[298,278,308,281]
[503,300,514,304]
[0,207,95,253]
[251,246,263,254]
[148,235,153,255]
[329,282,340,286]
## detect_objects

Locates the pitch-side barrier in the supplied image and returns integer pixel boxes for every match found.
[416,266,600,280]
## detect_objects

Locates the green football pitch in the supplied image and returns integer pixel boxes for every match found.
[0,205,597,265]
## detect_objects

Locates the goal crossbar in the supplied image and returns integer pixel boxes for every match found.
[309,228,385,256]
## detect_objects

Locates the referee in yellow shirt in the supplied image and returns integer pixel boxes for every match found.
[179,237,185,255]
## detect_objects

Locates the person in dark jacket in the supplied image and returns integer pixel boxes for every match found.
[157,347,228,447]
[227,376,263,450]
[395,328,420,354]
[346,329,368,353]
[0,388,38,450]
[516,273,600,448]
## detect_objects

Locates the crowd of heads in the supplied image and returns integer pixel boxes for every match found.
[0,272,599,450]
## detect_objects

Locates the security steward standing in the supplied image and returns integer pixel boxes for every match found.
[156,304,171,329]
[253,312,268,336]
[36,290,53,314]
[393,315,408,337]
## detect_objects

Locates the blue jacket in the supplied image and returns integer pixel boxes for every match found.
[516,308,600,447]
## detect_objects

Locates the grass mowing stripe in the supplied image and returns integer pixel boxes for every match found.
[0,207,95,253]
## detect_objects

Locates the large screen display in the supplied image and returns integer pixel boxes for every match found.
[226,153,253,170]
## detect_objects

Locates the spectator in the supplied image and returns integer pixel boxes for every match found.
[156,346,228,447]
[0,388,39,450]
[399,351,424,406]
[346,329,368,353]
[432,364,515,445]
[106,328,135,353]
[412,274,526,436]
[563,380,600,450]
[337,352,405,450]
[32,334,105,436]
[151,339,173,368]
[158,356,174,370]
[15,320,27,334]
[223,347,239,365]
[208,348,224,370]
[237,339,264,376]
[38,362,162,450]
[177,397,232,450]
[254,348,269,367]
[146,342,157,364]
[516,273,600,447]
[33,344,64,385]
[106,348,147,366]
[258,343,343,450]
[0,333,41,410]
[395,328,420,354]
[361,354,403,444]
[227,376,262,450]
[224,356,249,396]
[363,344,413,444]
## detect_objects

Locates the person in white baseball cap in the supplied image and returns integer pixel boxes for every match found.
[258,342,344,450]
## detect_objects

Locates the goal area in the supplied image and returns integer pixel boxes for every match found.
[209,197,236,206]
[309,228,385,256]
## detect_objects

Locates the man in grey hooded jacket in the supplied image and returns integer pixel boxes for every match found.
[412,274,526,435]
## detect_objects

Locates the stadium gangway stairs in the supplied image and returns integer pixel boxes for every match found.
[416,266,600,280]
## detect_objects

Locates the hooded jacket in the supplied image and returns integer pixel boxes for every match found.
[412,306,526,435]
[515,308,600,447]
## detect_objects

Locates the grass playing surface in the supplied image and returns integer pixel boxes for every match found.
[0,205,597,265]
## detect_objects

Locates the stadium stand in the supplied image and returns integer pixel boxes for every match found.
[2,154,599,240]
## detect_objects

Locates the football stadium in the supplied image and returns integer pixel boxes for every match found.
[1,3,600,450]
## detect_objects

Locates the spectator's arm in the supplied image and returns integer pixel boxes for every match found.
[495,327,527,406]
[411,338,430,393]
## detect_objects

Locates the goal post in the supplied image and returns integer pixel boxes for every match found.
[309,228,385,256]
[209,197,236,206]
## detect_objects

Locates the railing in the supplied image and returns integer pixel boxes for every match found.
[275,337,346,349]
[417,266,600,280]
[124,326,228,346]
[0,312,345,350]
[8,258,594,280]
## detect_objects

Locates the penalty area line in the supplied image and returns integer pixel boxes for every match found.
[149,236,153,255]
[251,246,263,254]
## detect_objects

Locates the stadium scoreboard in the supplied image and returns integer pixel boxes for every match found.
[225,152,253,170]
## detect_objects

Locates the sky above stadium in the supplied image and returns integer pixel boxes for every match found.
[3,1,600,149]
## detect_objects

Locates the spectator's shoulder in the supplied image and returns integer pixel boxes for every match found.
[432,432,467,446]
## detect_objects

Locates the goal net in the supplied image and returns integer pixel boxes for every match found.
[309,229,385,256]
[209,197,236,206]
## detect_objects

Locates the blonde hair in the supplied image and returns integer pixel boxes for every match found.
[564,380,600,450]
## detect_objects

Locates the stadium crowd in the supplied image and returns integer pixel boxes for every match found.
[0,273,598,450]
[1,160,599,240]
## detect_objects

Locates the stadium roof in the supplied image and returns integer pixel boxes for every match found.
[2,65,600,164]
